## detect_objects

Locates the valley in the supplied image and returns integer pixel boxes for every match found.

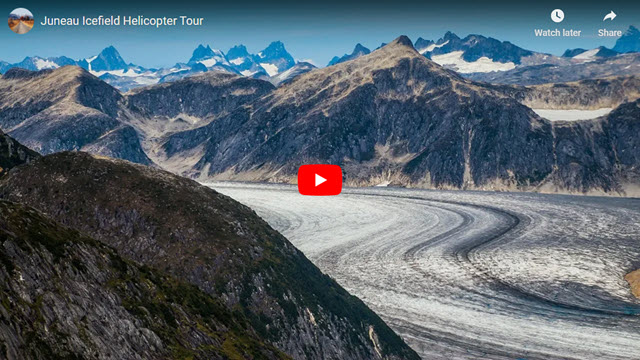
[211,182,640,360]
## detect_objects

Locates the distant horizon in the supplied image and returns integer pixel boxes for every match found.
[1,26,637,70]
[2,0,640,67]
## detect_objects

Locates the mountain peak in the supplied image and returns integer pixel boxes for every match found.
[327,43,372,66]
[390,35,415,48]
[189,44,219,63]
[227,44,249,59]
[90,45,127,71]
[613,25,640,53]
[354,43,368,52]
[260,41,289,58]
[256,41,295,74]
[101,45,119,54]
[443,31,460,41]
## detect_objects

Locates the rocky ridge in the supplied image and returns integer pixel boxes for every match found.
[0,66,152,165]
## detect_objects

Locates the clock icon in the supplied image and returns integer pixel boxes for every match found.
[551,9,565,23]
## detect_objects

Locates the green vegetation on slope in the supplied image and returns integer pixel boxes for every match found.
[0,200,289,360]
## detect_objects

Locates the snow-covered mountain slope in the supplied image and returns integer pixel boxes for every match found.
[415,32,536,73]
[562,46,620,62]
[269,62,316,85]
[2,27,638,90]
[226,45,268,78]
[187,44,235,72]
[0,42,297,92]
[254,41,296,76]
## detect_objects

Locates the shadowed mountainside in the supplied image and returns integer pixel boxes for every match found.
[0,200,291,360]
[0,130,39,175]
[161,36,555,190]
[0,151,419,360]
[0,67,151,165]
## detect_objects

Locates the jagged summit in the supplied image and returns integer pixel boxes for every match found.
[443,31,461,41]
[261,41,288,56]
[227,44,250,59]
[354,43,369,52]
[389,35,416,48]
[189,44,217,62]
[327,43,372,66]
[613,25,640,53]
[89,45,128,71]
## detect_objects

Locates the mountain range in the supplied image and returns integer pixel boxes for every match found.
[2,36,638,195]
[2,25,639,91]
[152,36,640,195]
[1,33,640,195]
[0,41,303,92]
[333,26,640,83]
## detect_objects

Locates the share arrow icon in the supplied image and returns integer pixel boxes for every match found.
[603,11,617,21]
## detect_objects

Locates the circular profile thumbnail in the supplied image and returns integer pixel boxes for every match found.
[8,8,34,34]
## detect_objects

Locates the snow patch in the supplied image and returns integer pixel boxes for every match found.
[431,51,516,73]
[198,58,221,67]
[418,40,449,54]
[229,58,246,65]
[90,68,148,78]
[573,48,599,62]
[260,63,279,76]
[532,108,613,121]
[34,58,59,70]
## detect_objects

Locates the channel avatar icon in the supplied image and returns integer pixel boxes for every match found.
[298,164,343,196]
[8,8,34,34]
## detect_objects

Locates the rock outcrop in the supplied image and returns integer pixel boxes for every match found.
[625,269,640,299]
[505,76,640,110]
[0,131,38,175]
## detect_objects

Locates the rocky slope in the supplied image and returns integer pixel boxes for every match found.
[0,131,39,175]
[467,52,640,85]
[0,66,152,165]
[506,76,640,110]
[0,151,419,360]
[269,63,316,86]
[625,270,640,299]
[125,72,275,123]
[542,99,640,194]
[0,200,290,360]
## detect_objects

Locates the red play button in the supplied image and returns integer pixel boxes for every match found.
[298,164,342,196]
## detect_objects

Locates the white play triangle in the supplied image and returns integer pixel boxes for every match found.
[315,174,327,186]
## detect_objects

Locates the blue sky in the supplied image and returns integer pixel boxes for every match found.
[1,0,638,68]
